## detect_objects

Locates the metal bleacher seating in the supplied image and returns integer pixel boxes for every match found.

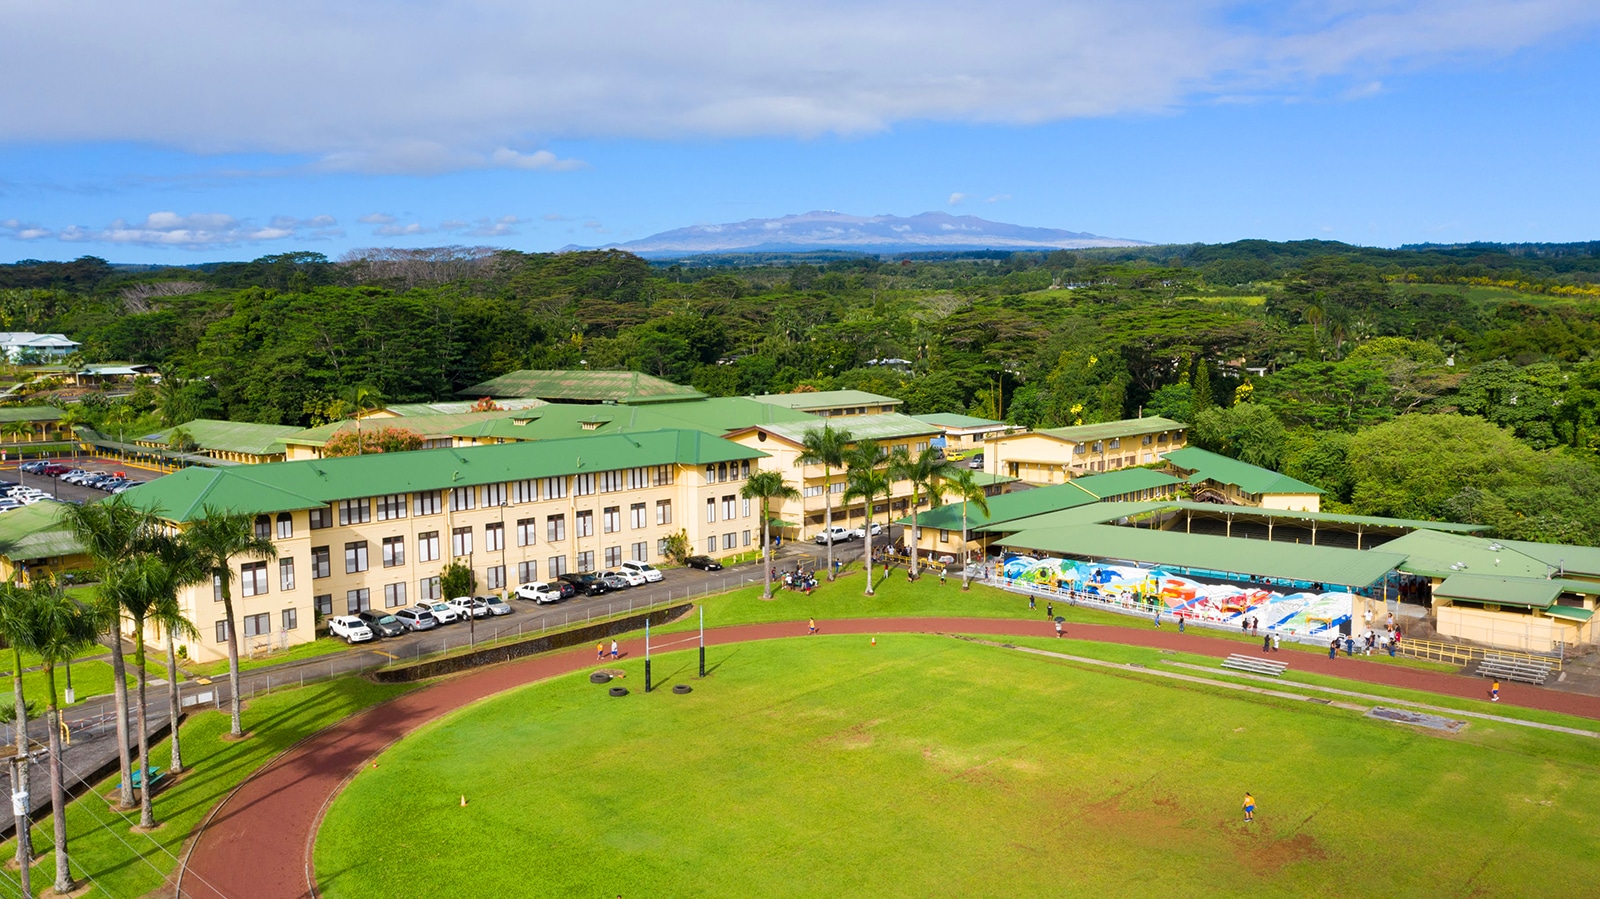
[1220,653,1288,677]
[1474,654,1551,685]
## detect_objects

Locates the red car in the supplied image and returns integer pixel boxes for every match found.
[40,464,70,476]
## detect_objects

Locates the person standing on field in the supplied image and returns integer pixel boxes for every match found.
[597,642,605,661]
[611,640,619,660]
[1055,619,1064,638]
[1491,680,1500,702]
[1243,792,1255,823]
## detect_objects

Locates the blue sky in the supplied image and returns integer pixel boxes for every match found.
[2,1,1598,263]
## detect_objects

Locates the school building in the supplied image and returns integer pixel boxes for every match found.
[983,416,1187,485]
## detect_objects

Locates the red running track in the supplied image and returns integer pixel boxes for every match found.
[175,617,1600,899]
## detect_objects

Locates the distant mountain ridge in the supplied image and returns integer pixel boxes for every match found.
[564,211,1150,255]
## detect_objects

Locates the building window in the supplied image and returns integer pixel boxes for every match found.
[376,493,407,520]
[243,612,271,638]
[940,529,950,543]
[656,500,672,525]
[630,503,646,529]
[513,517,537,547]
[517,560,538,584]
[704,465,715,485]
[548,555,569,577]
[241,561,268,597]
[603,506,621,533]
[314,594,333,616]
[281,608,299,631]
[723,533,737,550]
[706,498,716,524]
[626,467,648,490]
[540,476,568,500]
[276,512,294,538]
[743,530,752,547]
[718,462,728,482]
[482,482,507,507]
[486,565,506,590]
[631,541,648,562]
[512,479,536,504]
[1142,435,1153,445]
[653,465,674,486]
[309,506,333,529]
[279,558,296,590]
[576,550,595,572]
[657,538,669,557]
[575,510,594,538]
[254,515,271,540]
[215,620,231,643]
[485,522,504,552]
[419,577,441,601]
[599,470,623,492]
[706,535,717,554]
[344,541,369,574]
[414,491,443,515]
[449,486,476,512]
[1109,438,1121,449]
[547,515,566,542]
[338,498,371,526]
[604,545,622,568]
[418,531,441,563]
[384,582,407,608]
[451,526,473,557]
[742,497,751,518]
[573,473,595,496]
[723,495,737,520]
[740,460,750,479]
[804,485,823,498]
[346,589,370,614]
[382,535,405,568]
[311,547,331,579]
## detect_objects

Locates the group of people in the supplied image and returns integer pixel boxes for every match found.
[1329,629,1403,659]
[595,640,619,661]
[771,565,819,592]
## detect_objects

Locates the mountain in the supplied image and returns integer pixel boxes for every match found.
[563,211,1149,255]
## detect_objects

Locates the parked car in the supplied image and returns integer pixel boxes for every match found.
[619,560,664,583]
[59,469,90,484]
[968,455,985,470]
[685,555,723,571]
[515,581,565,604]
[478,595,512,616]
[848,522,884,540]
[18,462,47,474]
[553,580,576,600]
[392,607,438,631]
[603,568,647,588]
[327,615,375,644]
[446,596,489,619]
[422,600,461,624]
[598,572,629,591]
[355,609,407,637]
[557,572,609,596]
[814,526,854,545]
[40,464,69,477]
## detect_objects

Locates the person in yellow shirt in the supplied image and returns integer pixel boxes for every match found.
[1243,792,1255,823]
[808,618,817,635]
[597,642,605,661]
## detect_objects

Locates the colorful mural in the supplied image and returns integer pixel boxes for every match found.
[1000,555,1354,636]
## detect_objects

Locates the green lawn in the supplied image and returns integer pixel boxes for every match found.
[3,677,411,898]
[177,634,354,678]
[317,635,1600,899]
[0,660,128,708]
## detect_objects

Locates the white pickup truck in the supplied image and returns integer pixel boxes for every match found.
[814,526,855,545]
[848,522,884,540]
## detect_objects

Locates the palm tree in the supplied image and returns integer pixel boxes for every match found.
[843,441,890,596]
[796,424,852,580]
[184,507,278,738]
[890,446,953,580]
[946,470,992,591]
[346,384,386,456]
[0,582,35,896]
[12,581,100,894]
[0,419,33,445]
[62,494,155,810]
[740,470,800,599]
[154,536,203,775]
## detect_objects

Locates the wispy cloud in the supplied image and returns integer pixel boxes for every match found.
[2,211,341,249]
[3,2,1593,173]
[948,192,967,205]
[358,212,397,225]
[986,194,1012,204]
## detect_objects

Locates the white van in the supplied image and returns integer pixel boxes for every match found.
[619,560,664,583]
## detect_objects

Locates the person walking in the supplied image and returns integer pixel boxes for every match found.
[1262,634,1271,653]
[1153,607,1161,628]
[1178,615,1185,634]
[1272,633,1281,652]
[1029,595,1036,611]
[808,618,818,635]
[1241,617,1250,636]
[1490,680,1500,702]
[1329,638,1338,659]
[1046,601,1053,620]
[597,642,605,661]
[1054,618,1064,638]
[610,640,619,660]
[1345,635,1355,657]
[939,567,947,586]
[1243,792,1255,823]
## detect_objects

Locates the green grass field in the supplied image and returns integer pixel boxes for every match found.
[316,635,1600,898]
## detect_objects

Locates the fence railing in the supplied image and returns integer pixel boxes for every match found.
[1399,637,1564,670]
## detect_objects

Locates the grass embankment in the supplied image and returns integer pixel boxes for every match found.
[317,635,1600,898]
[1,678,411,898]
[176,636,354,679]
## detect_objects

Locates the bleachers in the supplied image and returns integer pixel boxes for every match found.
[1220,654,1288,677]
[1474,654,1551,685]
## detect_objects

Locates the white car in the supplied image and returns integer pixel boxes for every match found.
[619,560,663,583]
[421,601,461,624]
[327,615,374,644]
[479,595,513,616]
[515,582,564,604]
[814,526,854,545]
[849,522,884,540]
[447,596,489,619]
[603,568,647,588]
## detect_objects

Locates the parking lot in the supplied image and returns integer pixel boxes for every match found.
[0,458,160,507]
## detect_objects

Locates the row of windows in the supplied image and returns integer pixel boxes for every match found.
[289,500,677,539]
[704,495,753,524]
[705,531,754,554]
[214,609,298,643]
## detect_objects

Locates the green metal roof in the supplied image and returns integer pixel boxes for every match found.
[382,398,547,416]
[978,501,1174,534]
[968,472,1018,488]
[1543,605,1594,622]
[0,406,63,423]
[140,419,303,456]
[1381,529,1554,581]
[1035,416,1185,444]
[748,390,902,410]
[449,397,815,442]
[1434,573,1560,608]
[463,369,705,403]
[0,502,83,561]
[737,413,938,446]
[902,480,1104,531]
[1551,578,1600,597]
[1498,539,1600,579]
[1161,446,1324,496]
[1151,501,1488,533]
[1066,468,1184,499]
[284,409,531,447]
[999,522,1405,588]
[914,413,1004,429]
[121,429,766,522]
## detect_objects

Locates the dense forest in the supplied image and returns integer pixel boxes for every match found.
[3,239,1600,543]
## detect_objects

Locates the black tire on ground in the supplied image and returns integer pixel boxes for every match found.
[672,684,692,694]
[590,672,612,684]
[609,686,629,697]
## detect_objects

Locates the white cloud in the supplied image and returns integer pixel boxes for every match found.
[358,212,397,225]
[948,192,967,205]
[986,194,1012,203]
[2,2,1593,173]
[374,222,431,237]
[4,211,341,248]
[441,215,525,237]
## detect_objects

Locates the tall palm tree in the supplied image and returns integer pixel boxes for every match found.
[0,419,33,446]
[62,494,155,810]
[13,581,100,895]
[740,470,800,599]
[796,424,852,580]
[346,384,386,456]
[184,507,278,738]
[0,581,35,896]
[945,470,992,591]
[843,441,890,596]
[890,446,954,579]
[154,537,203,774]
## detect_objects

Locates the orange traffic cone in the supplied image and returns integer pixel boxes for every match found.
[871,637,877,646]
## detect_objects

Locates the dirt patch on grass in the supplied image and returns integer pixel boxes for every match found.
[815,718,882,749]
[1225,823,1329,873]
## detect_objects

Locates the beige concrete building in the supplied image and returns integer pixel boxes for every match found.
[985,416,1186,485]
